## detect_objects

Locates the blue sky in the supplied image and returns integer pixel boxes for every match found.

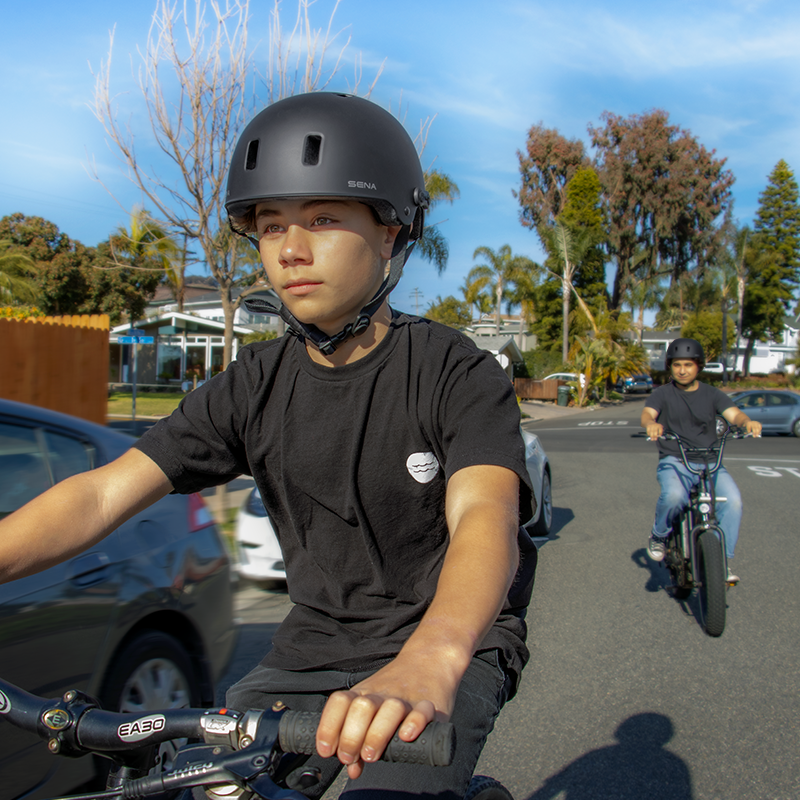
[2,0,799,318]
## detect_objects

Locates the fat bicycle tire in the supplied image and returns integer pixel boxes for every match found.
[696,529,726,637]
[464,775,515,800]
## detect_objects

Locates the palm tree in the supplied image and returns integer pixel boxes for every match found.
[538,219,596,361]
[471,245,539,334]
[625,275,664,344]
[415,169,460,274]
[0,240,38,305]
[461,268,493,323]
[110,208,181,322]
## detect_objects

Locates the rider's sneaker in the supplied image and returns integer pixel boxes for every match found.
[647,535,666,562]
[726,571,740,585]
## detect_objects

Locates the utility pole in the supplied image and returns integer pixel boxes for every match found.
[409,288,424,315]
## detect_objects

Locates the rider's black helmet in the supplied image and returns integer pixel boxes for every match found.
[226,92,429,247]
[225,93,430,355]
[666,338,705,368]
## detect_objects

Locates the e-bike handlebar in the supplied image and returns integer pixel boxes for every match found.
[0,676,455,799]
[651,426,753,476]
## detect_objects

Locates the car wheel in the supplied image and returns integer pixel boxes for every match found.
[793,418,800,438]
[529,471,552,536]
[100,631,201,771]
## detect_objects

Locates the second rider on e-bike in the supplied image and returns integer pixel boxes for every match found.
[641,338,762,584]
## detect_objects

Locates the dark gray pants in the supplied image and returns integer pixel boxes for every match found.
[225,650,511,800]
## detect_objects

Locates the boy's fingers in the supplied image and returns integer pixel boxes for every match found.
[316,689,355,758]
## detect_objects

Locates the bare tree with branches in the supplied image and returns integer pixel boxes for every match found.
[90,0,383,368]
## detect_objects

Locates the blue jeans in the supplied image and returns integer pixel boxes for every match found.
[651,456,742,559]
[225,649,511,800]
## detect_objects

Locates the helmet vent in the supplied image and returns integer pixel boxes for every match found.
[245,140,259,171]
[302,134,322,166]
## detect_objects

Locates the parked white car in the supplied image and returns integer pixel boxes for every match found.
[543,372,585,388]
[704,362,726,374]
[234,429,554,586]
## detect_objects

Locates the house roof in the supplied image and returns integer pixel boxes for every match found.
[111,311,251,337]
[462,333,524,362]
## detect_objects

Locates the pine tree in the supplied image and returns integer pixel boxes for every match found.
[752,159,800,301]
[741,161,800,373]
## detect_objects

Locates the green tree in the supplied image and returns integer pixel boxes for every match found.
[751,160,800,306]
[740,162,800,374]
[424,295,471,328]
[0,214,94,315]
[516,123,590,229]
[681,311,735,362]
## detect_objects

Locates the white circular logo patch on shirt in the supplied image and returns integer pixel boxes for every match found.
[406,452,440,484]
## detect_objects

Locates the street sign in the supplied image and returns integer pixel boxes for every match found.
[128,328,146,335]
[118,336,154,344]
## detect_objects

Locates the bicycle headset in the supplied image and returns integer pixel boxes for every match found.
[665,337,705,368]
[225,92,431,355]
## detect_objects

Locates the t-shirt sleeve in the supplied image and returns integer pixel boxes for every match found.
[713,387,736,415]
[645,385,666,416]
[133,355,255,494]
[434,340,534,522]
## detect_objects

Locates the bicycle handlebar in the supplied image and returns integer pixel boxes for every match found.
[0,677,455,799]
[652,426,750,476]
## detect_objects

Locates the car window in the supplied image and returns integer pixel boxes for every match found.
[0,424,95,518]
[44,429,94,483]
[0,425,51,518]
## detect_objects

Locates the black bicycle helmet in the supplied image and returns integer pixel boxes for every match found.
[666,338,705,367]
[225,93,430,354]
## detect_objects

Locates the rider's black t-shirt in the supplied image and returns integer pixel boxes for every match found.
[134,310,536,693]
[646,381,735,460]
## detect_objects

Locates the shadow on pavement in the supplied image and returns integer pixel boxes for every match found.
[525,712,693,800]
[544,507,575,541]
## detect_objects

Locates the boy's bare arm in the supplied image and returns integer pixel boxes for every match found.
[316,463,520,778]
[0,448,174,584]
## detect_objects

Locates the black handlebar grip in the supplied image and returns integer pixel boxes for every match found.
[278,711,455,766]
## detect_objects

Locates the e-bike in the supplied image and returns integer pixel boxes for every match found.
[656,425,750,637]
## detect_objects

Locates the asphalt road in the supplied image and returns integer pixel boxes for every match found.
[476,396,799,800]
[217,395,800,799]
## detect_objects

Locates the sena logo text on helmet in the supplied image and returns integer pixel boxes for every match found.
[347,180,377,190]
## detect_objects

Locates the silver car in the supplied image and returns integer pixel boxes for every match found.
[0,399,237,800]
[234,429,553,586]
[726,389,800,436]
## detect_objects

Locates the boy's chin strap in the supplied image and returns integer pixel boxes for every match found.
[243,229,414,356]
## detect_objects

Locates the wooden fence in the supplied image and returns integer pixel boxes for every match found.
[514,378,565,401]
[0,315,110,425]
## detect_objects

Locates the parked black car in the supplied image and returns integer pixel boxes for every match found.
[0,399,237,800]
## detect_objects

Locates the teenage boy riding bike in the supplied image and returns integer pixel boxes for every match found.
[641,338,761,584]
[0,93,537,800]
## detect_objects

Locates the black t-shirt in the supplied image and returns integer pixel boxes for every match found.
[646,381,735,459]
[135,310,536,691]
